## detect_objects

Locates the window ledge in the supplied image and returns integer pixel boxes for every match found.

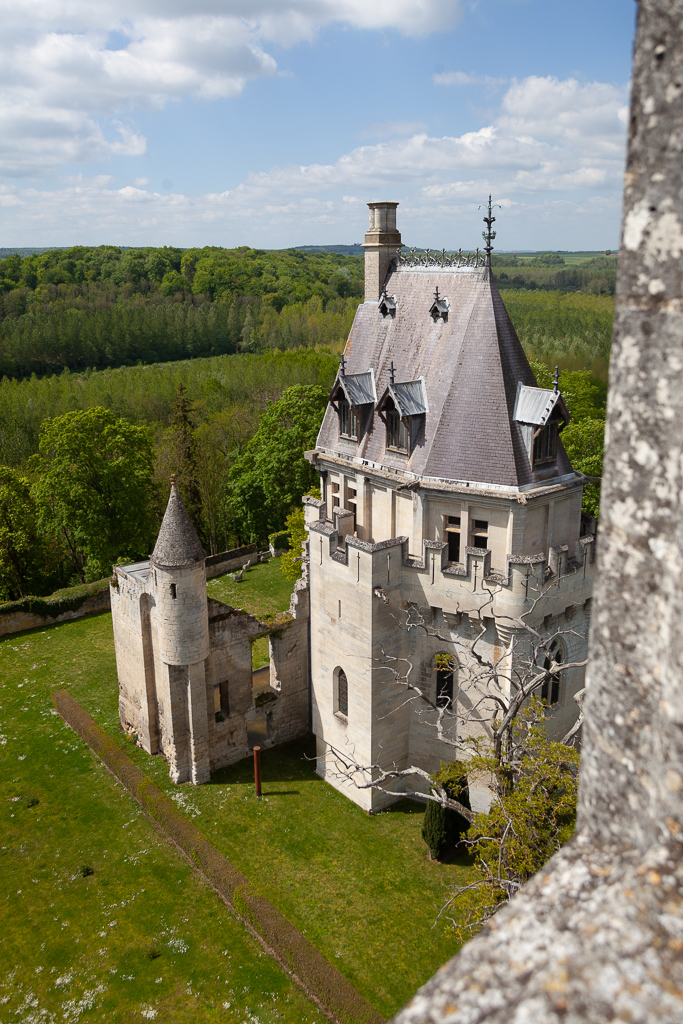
[334,711,348,724]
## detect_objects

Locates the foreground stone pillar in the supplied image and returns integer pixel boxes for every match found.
[393,2,683,1020]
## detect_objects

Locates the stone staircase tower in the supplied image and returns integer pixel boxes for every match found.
[151,477,211,784]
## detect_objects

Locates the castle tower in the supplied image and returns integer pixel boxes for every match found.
[307,201,595,813]
[150,477,210,784]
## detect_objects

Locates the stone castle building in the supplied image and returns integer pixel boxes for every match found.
[111,200,595,808]
[111,481,310,784]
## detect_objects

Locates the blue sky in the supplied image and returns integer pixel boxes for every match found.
[0,0,637,249]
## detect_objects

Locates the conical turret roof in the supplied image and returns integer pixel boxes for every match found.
[152,479,206,567]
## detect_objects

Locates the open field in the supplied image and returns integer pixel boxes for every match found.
[0,618,326,1024]
[1,606,474,1021]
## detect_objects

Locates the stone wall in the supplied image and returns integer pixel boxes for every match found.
[112,559,310,785]
[0,585,111,638]
[308,487,593,814]
[205,544,270,580]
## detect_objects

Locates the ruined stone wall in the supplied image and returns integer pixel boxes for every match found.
[0,587,112,638]
[267,580,310,745]
[112,563,310,784]
[111,574,148,743]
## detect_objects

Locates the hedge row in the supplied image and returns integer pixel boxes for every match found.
[53,690,384,1024]
[0,577,111,620]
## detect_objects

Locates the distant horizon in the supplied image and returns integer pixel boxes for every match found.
[0,245,619,257]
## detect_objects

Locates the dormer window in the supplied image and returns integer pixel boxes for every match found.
[386,405,409,451]
[339,398,359,440]
[378,292,397,318]
[513,381,570,473]
[329,365,376,445]
[429,287,450,322]
[377,372,428,457]
[533,421,559,465]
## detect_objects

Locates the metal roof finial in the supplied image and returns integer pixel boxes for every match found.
[390,360,396,385]
[479,194,502,274]
[553,365,560,393]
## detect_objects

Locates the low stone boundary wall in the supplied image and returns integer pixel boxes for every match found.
[0,580,111,638]
[205,544,273,579]
[0,544,278,639]
[54,689,384,1024]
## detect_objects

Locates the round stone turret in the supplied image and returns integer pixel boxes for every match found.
[151,478,209,666]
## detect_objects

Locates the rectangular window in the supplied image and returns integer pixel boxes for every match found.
[214,683,227,723]
[471,519,488,550]
[445,514,461,563]
[346,485,357,531]
[339,401,358,439]
[170,582,177,599]
[387,410,409,452]
[533,421,559,464]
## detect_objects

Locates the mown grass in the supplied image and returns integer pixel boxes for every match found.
[207,559,296,671]
[207,559,295,623]
[0,617,325,1024]
[1,611,474,1020]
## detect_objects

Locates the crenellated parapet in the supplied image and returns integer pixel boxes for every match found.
[307,514,595,626]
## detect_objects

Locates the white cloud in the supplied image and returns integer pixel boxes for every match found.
[0,74,628,248]
[434,71,507,87]
[0,0,462,175]
[358,121,430,140]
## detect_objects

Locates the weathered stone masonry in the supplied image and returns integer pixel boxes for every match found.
[112,480,309,785]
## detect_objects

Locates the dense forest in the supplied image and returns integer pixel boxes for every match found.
[0,245,363,378]
[0,245,613,602]
[0,246,616,380]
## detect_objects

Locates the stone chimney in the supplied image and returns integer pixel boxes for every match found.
[363,201,401,302]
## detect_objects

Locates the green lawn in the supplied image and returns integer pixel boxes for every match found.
[207,558,295,621]
[0,618,325,1024]
[1,609,474,1021]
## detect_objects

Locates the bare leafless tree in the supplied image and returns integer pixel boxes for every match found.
[321,571,588,817]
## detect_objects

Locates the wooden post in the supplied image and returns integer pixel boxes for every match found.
[253,745,262,798]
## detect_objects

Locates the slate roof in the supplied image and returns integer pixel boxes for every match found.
[316,267,574,488]
[152,479,207,567]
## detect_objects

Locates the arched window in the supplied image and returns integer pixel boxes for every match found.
[434,653,455,709]
[541,639,564,705]
[333,667,348,718]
